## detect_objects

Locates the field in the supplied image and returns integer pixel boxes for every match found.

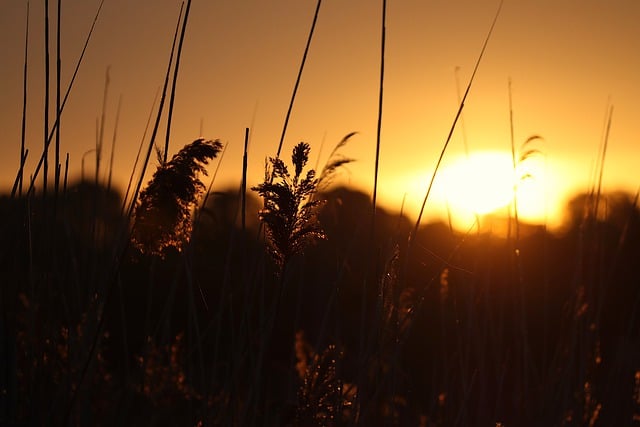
[1,1,639,426]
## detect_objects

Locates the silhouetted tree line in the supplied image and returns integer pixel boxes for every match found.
[1,182,639,426]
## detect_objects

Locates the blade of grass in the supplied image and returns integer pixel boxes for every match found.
[275,0,322,158]
[43,0,50,196]
[96,67,110,186]
[126,3,184,220]
[164,0,193,163]
[371,0,386,234]
[18,1,30,198]
[356,0,387,420]
[410,0,504,243]
[241,128,249,232]
[54,0,61,198]
[107,94,123,192]
[26,0,105,196]
[11,150,29,198]
[594,105,613,219]
[121,88,160,216]
[65,6,185,422]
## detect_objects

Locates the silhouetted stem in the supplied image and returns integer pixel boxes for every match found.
[275,0,322,158]
[164,0,192,163]
[18,1,29,198]
[43,0,50,196]
[55,0,61,198]
[107,95,122,191]
[410,0,504,243]
[26,0,105,196]
[126,3,183,220]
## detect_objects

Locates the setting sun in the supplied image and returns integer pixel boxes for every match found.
[431,150,551,230]
[438,151,514,215]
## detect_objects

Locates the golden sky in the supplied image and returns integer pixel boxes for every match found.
[1,0,639,231]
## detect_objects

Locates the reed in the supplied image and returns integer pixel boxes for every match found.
[3,1,640,425]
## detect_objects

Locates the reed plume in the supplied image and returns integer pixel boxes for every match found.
[252,142,325,273]
[132,138,223,257]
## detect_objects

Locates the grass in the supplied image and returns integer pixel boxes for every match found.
[1,1,640,426]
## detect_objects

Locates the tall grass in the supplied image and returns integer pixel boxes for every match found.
[2,1,640,426]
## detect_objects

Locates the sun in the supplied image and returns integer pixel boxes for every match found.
[433,150,549,229]
[438,152,514,215]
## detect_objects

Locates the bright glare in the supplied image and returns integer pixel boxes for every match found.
[433,150,549,227]
[438,152,515,215]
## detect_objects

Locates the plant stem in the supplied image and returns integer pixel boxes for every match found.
[107,95,123,192]
[55,0,61,199]
[43,0,50,197]
[275,0,322,159]
[26,0,105,197]
[164,0,193,163]
[18,1,30,198]
[410,0,504,243]
[126,3,184,220]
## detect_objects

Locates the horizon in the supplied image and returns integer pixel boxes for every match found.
[1,0,638,233]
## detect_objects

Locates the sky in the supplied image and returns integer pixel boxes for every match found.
[1,0,639,232]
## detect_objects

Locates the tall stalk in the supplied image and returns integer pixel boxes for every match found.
[18,2,30,198]
[508,79,520,243]
[96,67,110,186]
[355,0,387,421]
[164,0,193,163]
[55,0,61,198]
[126,4,184,220]
[410,0,504,244]
[508,78,531,416]
[371,0,386,235]
[275,0,322,159]
[121,89,160,216]
[26,0,105,196]
[241,127,249,232]
[594,106,613,218]
[66,6,185,423]
[107,95,122,191]
[43,0,50,196]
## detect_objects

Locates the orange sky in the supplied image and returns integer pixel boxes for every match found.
[1,0,639,231]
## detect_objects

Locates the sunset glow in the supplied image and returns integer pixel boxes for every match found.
[435,149,553,226]
[437,151,515,216]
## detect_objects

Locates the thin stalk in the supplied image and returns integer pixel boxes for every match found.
[55,0,61,197]
[65,6,184,423]
[455,66,480,233]
[196,140,228,216]
[18,1,30,197]
[63,153,69,195]
[11,150,29,198]
[371,0,386,235]
[121,88,160,216]
[508,78,530,417]
[275,0,322,158]
[410,0,504,242]
[126,4,184,220]
[26,0,105,196]
[593,106,613,219]
[454,66,470,158]
[164,0,192,163]
[241,128,249,232]
[96,67,110,186]
[588,99,612,201]
[508,79,520,243]
[107,94,123,191]
[43,0,50,196]
[356,0,386,420]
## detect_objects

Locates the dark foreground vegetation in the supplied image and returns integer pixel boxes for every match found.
[1,177,639,426]
[8,1,637,424]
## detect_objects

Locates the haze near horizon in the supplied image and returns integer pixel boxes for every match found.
[0,0,638,232]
